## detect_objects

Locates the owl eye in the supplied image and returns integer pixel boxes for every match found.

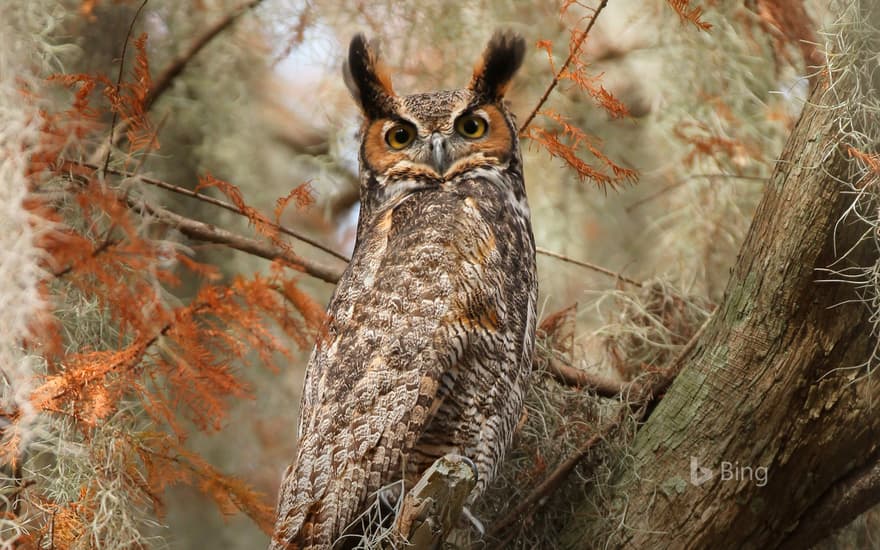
[385,123,416,149]
[455,115,487,139]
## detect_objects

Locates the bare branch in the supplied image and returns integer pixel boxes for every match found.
[536,246,642,287]
[60,159,350,262]
[488,429,604,542]
[130,199,343,284]
[518,0,610,135]
[625,173,766,213]
[64,159,635,285]
[144,0,266,111]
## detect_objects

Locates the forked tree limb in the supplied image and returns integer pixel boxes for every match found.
[559,20,880,548]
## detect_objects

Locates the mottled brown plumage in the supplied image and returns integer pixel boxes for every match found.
[270,31,536,549]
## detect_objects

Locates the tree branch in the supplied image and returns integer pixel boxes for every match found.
[625,174,767,213]
[130,199,343,284]
[536,246,642,287]
[518,0,610,135]
[489,315,708,540]
[487,359,678,541]
[60,159,349,262]
[62,158,638,286]
[779,452,880,550]
[144,0,266,111]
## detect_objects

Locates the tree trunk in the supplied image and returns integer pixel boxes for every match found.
[561,11,880,549]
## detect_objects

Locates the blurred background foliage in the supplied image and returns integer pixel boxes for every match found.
[6,0,870,548]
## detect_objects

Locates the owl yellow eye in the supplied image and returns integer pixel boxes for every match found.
[385,123,416,149]
[455,115,487,139]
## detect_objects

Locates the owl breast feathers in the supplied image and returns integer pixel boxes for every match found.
[270,30,537,550]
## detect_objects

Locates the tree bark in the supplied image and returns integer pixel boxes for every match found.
[561,18,880,550]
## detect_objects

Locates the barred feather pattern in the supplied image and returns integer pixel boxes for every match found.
[271,163,536,548]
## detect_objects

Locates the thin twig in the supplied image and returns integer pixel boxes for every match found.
[518,0,610,135]
[59,159,350,262]
[624,180,687,213]
[490,429,603,539]
[536,246,642,287]
[144,0,266,111]
[104,0,149,174]
[271,4,313,66]
[488,406,628,540]
[130,199,343,284]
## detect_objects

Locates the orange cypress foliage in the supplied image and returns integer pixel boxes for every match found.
[195,173,298,255]
[274,182,316,223]
[535,34,630,120]
[535,40,557,73]
[526,25,636,188]
[848,146,880,187]
[37,74,103,167]
[562,30,630,119]
[21,177,317,536]
[130,431,275,533]
[527,110,637,188]
[32,342,153,425]
[36,33,155,173]
[751,0,821,76]
[666,0,713,31]
[103,33,155,155]
[12,30,325,542]
[673,119,763,167]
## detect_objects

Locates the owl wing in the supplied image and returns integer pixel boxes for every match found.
[271,194,496,548]
[273,341,452,549]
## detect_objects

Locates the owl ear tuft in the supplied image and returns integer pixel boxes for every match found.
[469,30,526,101]
[343,34,396,118]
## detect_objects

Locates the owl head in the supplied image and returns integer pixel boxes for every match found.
[343,31,526,187]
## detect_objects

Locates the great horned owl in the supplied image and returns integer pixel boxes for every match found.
[270,31,537,549]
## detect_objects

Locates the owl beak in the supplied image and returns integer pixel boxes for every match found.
[430,132,451,175]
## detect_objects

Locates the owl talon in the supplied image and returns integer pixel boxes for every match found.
[457,455,479,483]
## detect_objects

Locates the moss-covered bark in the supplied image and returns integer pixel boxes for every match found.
[561,38,880,550]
